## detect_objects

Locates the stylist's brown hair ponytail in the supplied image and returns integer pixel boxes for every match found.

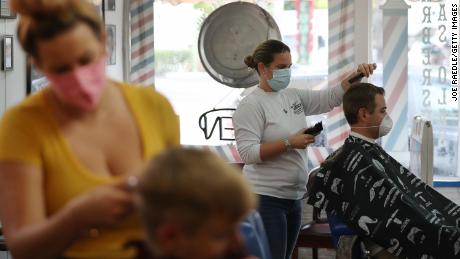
[245,40,290,74]
[11,0,103,59]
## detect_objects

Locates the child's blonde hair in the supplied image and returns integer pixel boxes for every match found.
[136,148,256,239]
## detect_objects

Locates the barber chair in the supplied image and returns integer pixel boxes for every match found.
[327,212,356,247]
[240,211,272,259]
[294,167,371,259]
[293,207,335,259]
[292,167,334,259]
[327,212,372,259]
[409,116,433,186]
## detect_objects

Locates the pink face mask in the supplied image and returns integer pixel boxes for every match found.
[45,56,107,111]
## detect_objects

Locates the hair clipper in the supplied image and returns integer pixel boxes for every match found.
[348,72,364,84]
[304,121,323,136]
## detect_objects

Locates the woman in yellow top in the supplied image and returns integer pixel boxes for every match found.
[0,0,179,258]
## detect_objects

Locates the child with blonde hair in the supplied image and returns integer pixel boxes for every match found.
[136,148,257,259]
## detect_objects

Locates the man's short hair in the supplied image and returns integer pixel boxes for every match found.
[343,83,385,125]
[136,147,256,240]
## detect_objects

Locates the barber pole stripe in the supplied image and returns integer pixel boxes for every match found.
[131,41,155,60]
[130,0,155,86]
[133,70,156,84]
[327,0,354,149]
[131,12,154,34]
[382,2,410,151]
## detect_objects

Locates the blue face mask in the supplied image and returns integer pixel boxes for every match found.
[267,68,291,91]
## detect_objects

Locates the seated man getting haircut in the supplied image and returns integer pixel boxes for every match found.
[307,83,460,259]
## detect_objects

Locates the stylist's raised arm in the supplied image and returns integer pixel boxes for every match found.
[0,1,179,258]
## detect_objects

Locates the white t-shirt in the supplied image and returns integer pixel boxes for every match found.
[233,85,345,199]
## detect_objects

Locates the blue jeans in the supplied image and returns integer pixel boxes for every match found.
[257,195,302,259]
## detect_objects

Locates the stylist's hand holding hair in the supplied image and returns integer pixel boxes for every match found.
[0,0,179,258]
[67,178,136,229]
[233,39,376,259]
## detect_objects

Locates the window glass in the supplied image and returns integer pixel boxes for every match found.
[154,0,331,145]
[371,0,458,179]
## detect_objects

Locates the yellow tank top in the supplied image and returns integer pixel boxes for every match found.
[0,83,180,258]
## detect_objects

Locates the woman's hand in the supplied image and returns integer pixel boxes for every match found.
[341,63,377,91]
[68,179,135,231]
[288,129,316,149]
[259,129,315,161]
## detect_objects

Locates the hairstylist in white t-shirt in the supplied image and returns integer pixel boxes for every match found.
[233,39,376,259]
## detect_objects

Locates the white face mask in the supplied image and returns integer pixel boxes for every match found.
[378,115,393,137]
[351,114,393,138]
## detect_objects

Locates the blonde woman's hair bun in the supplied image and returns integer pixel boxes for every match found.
[13,0,103,58]
[11,0,74,18]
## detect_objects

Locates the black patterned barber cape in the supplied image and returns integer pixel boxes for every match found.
[307,135,460,259]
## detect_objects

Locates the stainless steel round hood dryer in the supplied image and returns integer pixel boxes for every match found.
[198,2,281,88]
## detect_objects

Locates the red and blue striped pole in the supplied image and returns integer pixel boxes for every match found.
[130,0,155,86]
[382,0,410,151]
[327,0,355,149]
